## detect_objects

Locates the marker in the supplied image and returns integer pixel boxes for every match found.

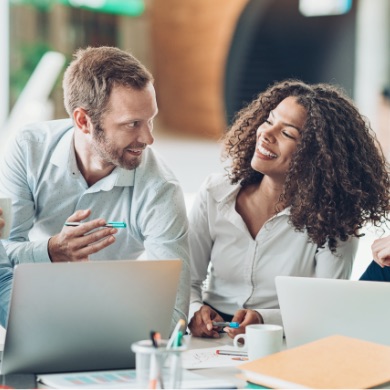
[174,330,183,347]
[150,331,161,348]
[212,321,240,329]
[216,349,248,357]
[64,221,127,228]
[149,331,163,389]
[164,320,185,389]
[167,319,185,350]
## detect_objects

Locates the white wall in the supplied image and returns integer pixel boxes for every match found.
[354,0,390,128]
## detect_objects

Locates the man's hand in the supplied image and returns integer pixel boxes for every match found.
[188,305,225,338]
[224,309,263,339]
[48,209,118,262]
[372,235,390,268]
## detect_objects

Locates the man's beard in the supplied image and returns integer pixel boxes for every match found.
[91,122,145,171]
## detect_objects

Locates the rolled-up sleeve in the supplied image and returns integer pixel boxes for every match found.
[0,243,13,327]
[0,134,51,265]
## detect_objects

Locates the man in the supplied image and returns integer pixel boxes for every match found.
[0,212,12,327]
[0,46,190,328]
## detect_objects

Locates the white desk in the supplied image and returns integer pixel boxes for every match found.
[0,330,246,388]
[36,334,246,389]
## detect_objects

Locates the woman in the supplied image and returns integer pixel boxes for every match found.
[188,79,390,338]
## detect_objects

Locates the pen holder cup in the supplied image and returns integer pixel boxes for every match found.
[131,339,186,389]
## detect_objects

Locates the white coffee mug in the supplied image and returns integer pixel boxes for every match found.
[0,197,12,239]
[233,324,283,360]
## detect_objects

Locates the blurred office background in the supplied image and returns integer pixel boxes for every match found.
[0,0,390,278]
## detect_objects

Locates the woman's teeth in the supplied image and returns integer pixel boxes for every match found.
[258,145,277,158]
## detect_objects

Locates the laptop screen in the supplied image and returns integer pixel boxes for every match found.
[1,259,182,375]
[276,276,390,348]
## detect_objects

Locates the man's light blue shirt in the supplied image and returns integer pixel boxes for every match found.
[0,119,190,328]
[0,242,12,327]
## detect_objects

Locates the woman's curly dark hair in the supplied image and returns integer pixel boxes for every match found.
[223,79,390,252]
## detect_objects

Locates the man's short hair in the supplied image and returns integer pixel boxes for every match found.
[63,46,153,124]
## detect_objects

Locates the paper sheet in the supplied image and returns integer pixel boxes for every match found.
[182,344,247,369]
[38,370,137,389]
[38,368,236,389]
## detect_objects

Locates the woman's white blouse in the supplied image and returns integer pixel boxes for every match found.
[188,173,357,326]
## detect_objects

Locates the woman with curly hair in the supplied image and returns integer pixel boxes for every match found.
[188,79,390,338]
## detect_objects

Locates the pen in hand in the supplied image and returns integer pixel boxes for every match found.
[64,221,127,228]
[212,321,240,329]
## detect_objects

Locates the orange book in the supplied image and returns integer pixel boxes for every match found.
[238,335,390,389]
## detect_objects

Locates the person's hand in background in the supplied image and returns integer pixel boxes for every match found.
[372,236,390,267]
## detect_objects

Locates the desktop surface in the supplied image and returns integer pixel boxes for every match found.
[0,331,246,389]
[4,332,388,390]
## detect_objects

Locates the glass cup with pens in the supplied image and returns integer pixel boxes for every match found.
[131,319,186,389]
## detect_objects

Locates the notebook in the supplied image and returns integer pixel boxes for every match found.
[275,276,390,348]
[1,259,182,375]
[238,335,390,389]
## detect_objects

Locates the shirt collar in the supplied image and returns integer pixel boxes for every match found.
[209,175,241,204]
[50,126,74,169]
[50,126,135,188]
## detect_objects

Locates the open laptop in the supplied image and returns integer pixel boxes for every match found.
[1,259,182,375]
[275,276,390,348]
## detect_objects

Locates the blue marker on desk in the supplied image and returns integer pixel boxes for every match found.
[212,321,240,328]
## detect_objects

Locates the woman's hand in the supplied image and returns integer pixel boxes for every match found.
[188,305,225,338]
[224,309,263,339]
[372,236,390,267]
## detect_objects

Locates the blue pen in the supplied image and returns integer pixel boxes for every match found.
[64,221,127,228]
[212,321,240,329]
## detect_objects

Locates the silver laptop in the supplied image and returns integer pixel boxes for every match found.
[1,259,182,374]
[275,276,390,348]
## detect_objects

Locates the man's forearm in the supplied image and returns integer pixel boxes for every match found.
[0,266,13,327]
